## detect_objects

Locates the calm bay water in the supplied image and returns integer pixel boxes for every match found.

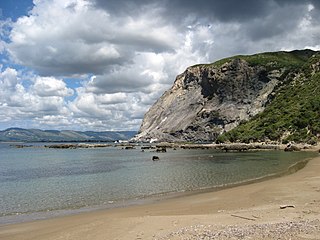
[0,143,316,224]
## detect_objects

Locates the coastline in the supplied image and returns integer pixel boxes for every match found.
[1,148,320,239]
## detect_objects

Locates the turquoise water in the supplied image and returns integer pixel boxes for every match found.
[0,143,316,224]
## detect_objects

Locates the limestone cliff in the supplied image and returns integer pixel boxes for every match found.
[134,50,319,142]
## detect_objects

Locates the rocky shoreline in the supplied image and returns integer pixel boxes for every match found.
[153,142,317,152]
[10,142,317,152]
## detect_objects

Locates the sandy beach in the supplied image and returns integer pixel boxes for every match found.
[1,151,320,240]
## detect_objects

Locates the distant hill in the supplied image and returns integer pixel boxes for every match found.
[0,128,137,142]
[134,49,320,144]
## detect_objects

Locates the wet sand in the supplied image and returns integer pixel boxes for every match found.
[1,151,320,239]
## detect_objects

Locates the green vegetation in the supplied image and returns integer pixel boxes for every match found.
[192,49,315,70]
[216,50,320,144]
[213,49,315,69]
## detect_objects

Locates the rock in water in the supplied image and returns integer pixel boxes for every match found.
[134,58,281,142]
[152,156,160,161]
[284,144,301,152]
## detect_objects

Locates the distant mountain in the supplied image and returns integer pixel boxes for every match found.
[0,128,137,142]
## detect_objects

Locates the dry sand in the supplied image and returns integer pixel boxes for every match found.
[1,152,320,240]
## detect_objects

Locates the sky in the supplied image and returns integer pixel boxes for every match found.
[0,0,319,131]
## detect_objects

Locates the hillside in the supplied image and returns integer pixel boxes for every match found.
[218,51,320,144]
[134,49,320,143]
[0,128,137,142]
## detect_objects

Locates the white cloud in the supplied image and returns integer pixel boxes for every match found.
[0,67,75,128]
[7,0,179,76]
[0,67,19,90]
[32,77,74,97]
[96,93,128,104]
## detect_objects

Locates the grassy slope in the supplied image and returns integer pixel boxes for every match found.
[194,49,315,69]
[215,50,320,144]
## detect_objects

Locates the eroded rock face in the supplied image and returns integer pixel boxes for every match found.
[134,58,283,142]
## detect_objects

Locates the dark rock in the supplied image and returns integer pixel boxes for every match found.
[46,144,77,149]
[152,156,160,161]
[141,146,153,150]
[284,144,301,152]
[12,144,32,148]
[124,146,135,150]
[156,147,166,152]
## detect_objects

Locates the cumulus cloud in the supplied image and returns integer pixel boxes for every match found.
[7,0,178,76]
[32,77,74,97]
[0,0,320,131]
[0,66,74,128]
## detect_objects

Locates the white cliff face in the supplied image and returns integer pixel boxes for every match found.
[134,58,282,142]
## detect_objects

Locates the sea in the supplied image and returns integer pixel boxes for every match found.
[0,142,317,225]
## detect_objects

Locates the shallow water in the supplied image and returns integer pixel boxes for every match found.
[0,143,316,224]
